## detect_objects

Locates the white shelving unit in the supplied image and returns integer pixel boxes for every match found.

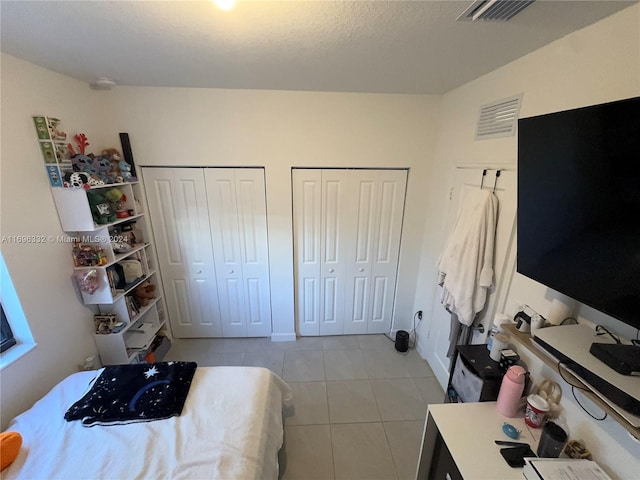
[52,181,169,365]
[95,297,162,364]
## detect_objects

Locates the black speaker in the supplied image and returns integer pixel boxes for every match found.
[395,330,409,352]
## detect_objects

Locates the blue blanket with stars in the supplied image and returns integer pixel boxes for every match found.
[64,361,197,426]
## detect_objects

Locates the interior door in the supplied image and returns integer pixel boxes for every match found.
[343,170,407,334]
[319,169,350,335]
[293,168,407,336]
[143,167,222,337]
[205,168,272,337]
[424,168,517,388]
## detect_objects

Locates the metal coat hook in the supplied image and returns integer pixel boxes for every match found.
[493,170,501,193]
[480,169,487,189]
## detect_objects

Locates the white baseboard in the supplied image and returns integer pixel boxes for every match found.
[270,332,297,342]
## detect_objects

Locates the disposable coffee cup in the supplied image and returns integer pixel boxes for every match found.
[525,394,549,428]
[536,421,568,458]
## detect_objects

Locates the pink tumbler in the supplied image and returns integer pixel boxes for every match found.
[496,365,527,417]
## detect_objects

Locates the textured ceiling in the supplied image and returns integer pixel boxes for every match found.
[1,1,636,94]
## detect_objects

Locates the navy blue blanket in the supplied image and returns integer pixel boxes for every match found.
[64,361,197,426]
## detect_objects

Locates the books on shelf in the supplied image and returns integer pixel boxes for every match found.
[106,267,117,296]
[125,295,140,319]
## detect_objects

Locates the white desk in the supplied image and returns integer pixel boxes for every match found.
[416,402,541,479]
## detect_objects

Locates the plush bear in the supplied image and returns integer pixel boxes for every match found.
[102,148,123,181]
[133,281,156,307]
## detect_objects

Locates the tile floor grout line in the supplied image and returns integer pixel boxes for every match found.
[380,418,402,480]
[166,337,442,480]
[325,356,338,480]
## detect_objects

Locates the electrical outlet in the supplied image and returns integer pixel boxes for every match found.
[82,355,96,371]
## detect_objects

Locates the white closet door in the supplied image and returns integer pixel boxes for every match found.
[319,169,350,336]
[341,171,375,335]
[292,169,322,336]
[205,168,272,337]
[293,169,407,336]
[343,170,407,334]
[143,167,222,338]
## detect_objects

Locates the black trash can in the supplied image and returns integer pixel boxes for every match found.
[395,330,409,352]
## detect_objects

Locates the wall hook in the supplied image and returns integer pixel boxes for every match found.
[493,170,501,193]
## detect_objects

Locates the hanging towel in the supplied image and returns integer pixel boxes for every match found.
[437,188,498,326]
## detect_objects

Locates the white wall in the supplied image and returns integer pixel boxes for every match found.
[100,87,441,339]
[0,56,441,427]
[415,5,640,478]
[0,54,110,429]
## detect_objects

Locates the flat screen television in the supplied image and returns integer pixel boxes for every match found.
[517,96,640,331]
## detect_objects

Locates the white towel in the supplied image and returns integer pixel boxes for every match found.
[437,188,498,326]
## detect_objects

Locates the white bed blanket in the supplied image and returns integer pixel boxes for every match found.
[2,366,292,480]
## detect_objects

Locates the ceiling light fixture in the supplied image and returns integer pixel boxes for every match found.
[89,77,117,90]
[213,0,235,11]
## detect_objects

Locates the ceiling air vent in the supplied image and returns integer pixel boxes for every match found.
[457,0,535,22]
[475,94,523,140]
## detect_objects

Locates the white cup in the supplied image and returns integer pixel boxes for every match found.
[490,333,510,362]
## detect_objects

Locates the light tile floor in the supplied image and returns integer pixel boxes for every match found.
[165,334,445,480]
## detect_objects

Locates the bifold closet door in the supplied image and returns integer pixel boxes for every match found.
[343,169,407,335]
[293,169,407,336]
[144,167,271,338]
[144,168,222,338]
[205,168,272,337]
[293,169,349,336]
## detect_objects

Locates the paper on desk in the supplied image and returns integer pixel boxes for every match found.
[523,458,612,480]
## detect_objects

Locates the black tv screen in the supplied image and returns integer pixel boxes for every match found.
[517,97,640,330]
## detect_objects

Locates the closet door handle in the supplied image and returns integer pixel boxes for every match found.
[229,269,234,274]
[359,268,365,272]
[328,268,334,273]
[196,269,202,274]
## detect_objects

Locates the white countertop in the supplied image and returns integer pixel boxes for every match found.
[427,402,541,479]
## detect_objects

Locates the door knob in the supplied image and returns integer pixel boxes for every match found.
[359,268,365,272]
[329,268,334,273]
[229,270,234,274]
[196,270,202,274]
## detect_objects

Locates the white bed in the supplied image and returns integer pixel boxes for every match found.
[2,366,292,480]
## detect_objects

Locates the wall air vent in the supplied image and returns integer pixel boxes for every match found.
[457,0,535,22]
[475,94,523,140]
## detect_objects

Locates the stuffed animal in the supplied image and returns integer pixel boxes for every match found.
[133,281,156,306]
[71,154,96,174]
[119,160,132,182]
[63,171,91,189]
[102,148,121,165]
[93,155,116,183]
[102,187,129,218]
[102,148,123,180]
[86,189,116,224]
